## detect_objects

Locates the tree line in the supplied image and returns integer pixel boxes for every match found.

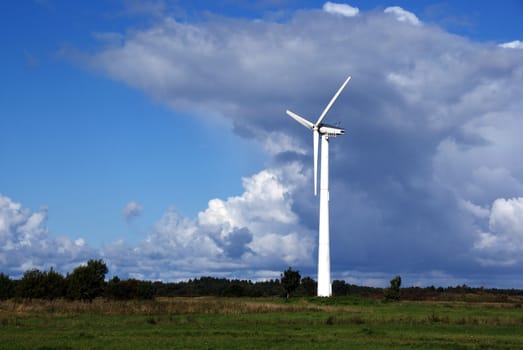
[0,260,109,301]
[1,261,523,301]
[0,261,309,301]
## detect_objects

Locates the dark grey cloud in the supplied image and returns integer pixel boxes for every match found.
[220,227,253,258]
[53,4,523,286]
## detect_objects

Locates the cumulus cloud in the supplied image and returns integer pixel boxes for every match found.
[0,194,95,276]
[198,168,300,228]
[59,4,523,286]
[490,198,523,237]
[322,2,359,17]
[123,201,143,221]
[474,198,523,266]
[499,40,523,49]
[384,6,421,26]
[105,163,315,280]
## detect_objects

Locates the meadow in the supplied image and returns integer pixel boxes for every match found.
[1,296,523,349]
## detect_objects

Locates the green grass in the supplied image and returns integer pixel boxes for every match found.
[1,297,523,349]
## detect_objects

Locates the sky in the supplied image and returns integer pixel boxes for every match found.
[1,0,523,288]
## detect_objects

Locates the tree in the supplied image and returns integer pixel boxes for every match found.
[15,268,65,299]
[385,275,402,301]
[0,273,15,300]
[66,259,108,301]
[105,277,154,300]
[105,276,126,300]
[222,283,246,297]
[332,280,349,296]
[281,267,301,299]
[44,268,66,299]
[18,269,46,299]
[299,277,317,297]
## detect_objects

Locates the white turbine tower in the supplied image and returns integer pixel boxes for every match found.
[286,75,351,297]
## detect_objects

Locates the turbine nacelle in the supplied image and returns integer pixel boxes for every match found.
[319,124,344,136]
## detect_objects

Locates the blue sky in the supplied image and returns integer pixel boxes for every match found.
[1,0,266,246]
[1,0,523,287]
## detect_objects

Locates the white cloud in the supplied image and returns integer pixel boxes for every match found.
[474,198,523,266]
[384,6,421,26]
[198,168,299,228]
[485,198,523,259]
[322,2,359,17]
[490,198,523,236]
[197,163,314,263]
[499,40,523,49]
[123,201,143,220]
[0,194,95,276]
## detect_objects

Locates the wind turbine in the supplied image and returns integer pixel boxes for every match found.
[286,75,351,297]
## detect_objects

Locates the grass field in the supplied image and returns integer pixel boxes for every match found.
[1,297,523,349]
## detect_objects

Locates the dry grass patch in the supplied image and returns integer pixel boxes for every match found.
[0,297,345,319]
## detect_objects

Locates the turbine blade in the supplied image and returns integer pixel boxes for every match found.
[315,75,351,126]
[286,110,314,130]
[313,129,319,196]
